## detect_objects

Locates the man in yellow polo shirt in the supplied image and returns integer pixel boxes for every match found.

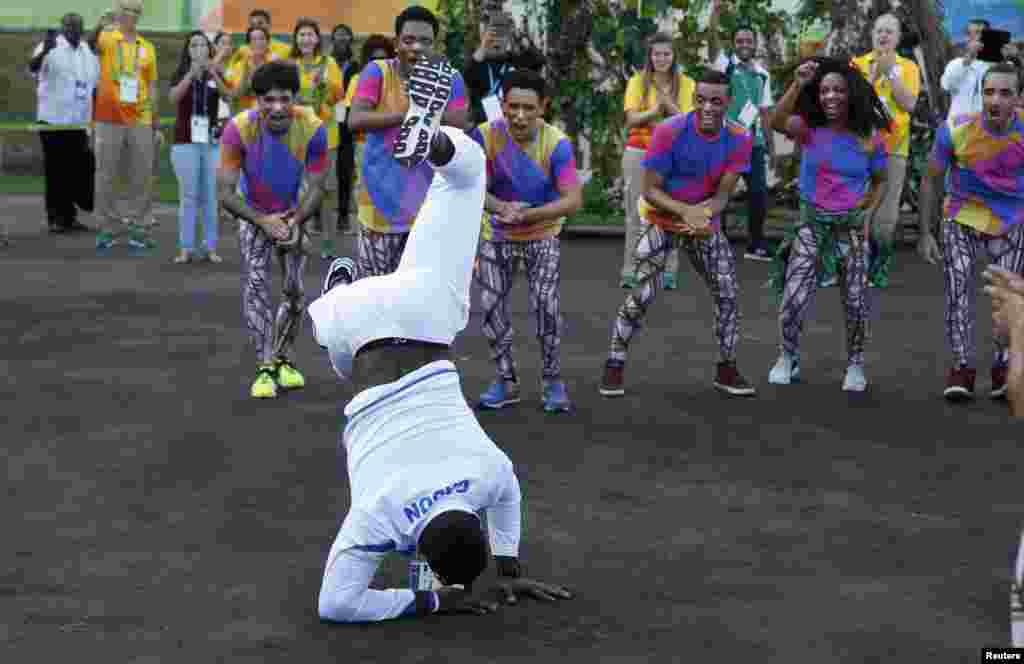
[852,13,921,288]
[92,0,160,252]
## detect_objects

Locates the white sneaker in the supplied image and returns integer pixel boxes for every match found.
[768,353,800,385]
[393,55,454,168]
[842,364,867,392]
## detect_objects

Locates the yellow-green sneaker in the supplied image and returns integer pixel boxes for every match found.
[275,358,305,390]
[250,366,278,399]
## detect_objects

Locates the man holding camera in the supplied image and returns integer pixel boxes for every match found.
[463,11,545,126]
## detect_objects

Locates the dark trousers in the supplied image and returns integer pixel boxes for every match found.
[38,126,95,227]
[336,122,355,230]
[743,145,767,247]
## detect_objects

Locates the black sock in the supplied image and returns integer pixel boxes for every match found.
[428,130,455,167]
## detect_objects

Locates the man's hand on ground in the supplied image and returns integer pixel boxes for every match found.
[493,578,573,605]
[435,586,499,616]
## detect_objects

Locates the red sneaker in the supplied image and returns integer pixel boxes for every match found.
[714,362,756,397]
[599,360,625,397]
[992,365,1009,400]
[943,366,976,402]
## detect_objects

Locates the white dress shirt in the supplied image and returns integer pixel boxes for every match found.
[33,35,100,125]
[941,56,992,119]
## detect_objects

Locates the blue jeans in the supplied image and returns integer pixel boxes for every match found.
[170,143,219,252]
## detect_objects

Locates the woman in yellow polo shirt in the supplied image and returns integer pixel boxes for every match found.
[619,33,696,290]
[288,18,343,259]
[224,26,280,113]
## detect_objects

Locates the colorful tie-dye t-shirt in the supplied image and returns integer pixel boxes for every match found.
[469,120,580,242]
[219,106,328,214]
[931,112,1024,236]
[789,116,887,213]
[639,112,752,231]
[352,58,468,234]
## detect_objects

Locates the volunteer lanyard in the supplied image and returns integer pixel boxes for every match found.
[114,36,141,80]
[192,73,209,118]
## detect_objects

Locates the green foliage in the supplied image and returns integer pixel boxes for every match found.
[436,0,471,69]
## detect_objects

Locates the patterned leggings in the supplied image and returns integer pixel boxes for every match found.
[356,227,409,277]
[610,224,739,364]
[239,221,308,365]
[942,220,1024,369]
[778,222,868,365]
[476,238,562,380]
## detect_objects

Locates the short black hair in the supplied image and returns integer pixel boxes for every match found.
[418,511,489,589]
[501,68,547,101]
[251,60,301,96]
[696,70,730,87]
[249,9,271,23]
[983,62,1023,93]
[967,18,990,30]
[395,6,439,38]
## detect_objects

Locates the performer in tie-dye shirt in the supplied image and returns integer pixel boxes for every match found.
[599,70,756,400]
[469,69,582,413]
[348,7,469,278]
[927,63,1024,402]
[766,57,889,392]
[218,61,329,400]
[770,59,888,391]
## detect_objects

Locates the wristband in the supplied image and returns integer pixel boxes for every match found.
[414,590,439,615]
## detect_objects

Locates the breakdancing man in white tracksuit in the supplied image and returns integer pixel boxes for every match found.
[308,55,571,622]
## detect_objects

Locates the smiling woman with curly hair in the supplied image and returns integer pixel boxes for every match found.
[766,56,890,393]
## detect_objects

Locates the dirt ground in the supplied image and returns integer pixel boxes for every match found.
[1,193,1020,662]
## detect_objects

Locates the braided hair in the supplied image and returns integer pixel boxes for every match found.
[795,56,890,138]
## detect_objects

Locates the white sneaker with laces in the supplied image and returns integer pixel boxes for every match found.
[393,55,454,168]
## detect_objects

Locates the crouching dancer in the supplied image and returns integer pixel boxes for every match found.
[308,56,571,621]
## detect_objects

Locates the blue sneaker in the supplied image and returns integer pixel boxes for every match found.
[322,256,357,296]
[478,379,521,410]
[664,272,678,290]
[541,379,572,413]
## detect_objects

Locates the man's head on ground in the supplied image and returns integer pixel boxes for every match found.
[871,13,901,53]
[733,25,757,63]
[253,61,301,134]
[693,70,730,135]
[981,63,1022,132]
[249,9,271,31]
[482,12,515,59]
[291,17,322,59]
[395,6,439,67]
[418,510,489,589]
[115,0,143,33]
[501,68,548,142]
[60,13,84,46]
